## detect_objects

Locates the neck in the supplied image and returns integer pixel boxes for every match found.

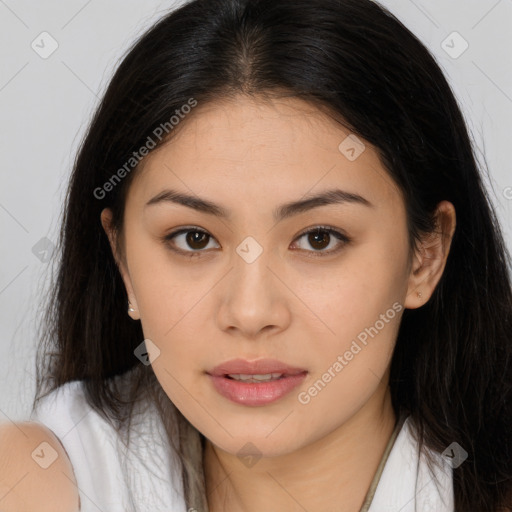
[203,382,397,512]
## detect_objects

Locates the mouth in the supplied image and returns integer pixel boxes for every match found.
[208,357,307,377]
[206,358,308,406]
[224,373,292,383]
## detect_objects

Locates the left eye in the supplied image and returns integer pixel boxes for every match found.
[291,226,350,256]
[163,226,349,257]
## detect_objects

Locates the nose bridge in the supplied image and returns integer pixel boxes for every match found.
[214,232,287,336]
[232,234,274,293]
[218,232,286,331]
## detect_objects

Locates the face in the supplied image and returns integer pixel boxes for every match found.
[102,95,425,458]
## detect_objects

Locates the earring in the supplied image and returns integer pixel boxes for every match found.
[417,291,422,299]
[128,301,136,313]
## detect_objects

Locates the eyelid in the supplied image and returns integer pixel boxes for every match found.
[162,225,350,257]
[290,225,350,257]
[163,226,219,257]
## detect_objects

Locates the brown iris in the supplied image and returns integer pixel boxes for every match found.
[307,229,330,250]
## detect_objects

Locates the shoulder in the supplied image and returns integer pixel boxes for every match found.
[25,376,188,511]
[28,380,119,465]
[27,380,128,505]
[0,420,80,511]
[30,379,120,451]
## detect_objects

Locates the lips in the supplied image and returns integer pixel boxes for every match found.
[208,358,307,377]
[206,358,308,406]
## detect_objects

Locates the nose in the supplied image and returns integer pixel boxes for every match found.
[215,237,291,340]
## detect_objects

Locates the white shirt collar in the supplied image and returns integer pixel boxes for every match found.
[367,415,454,512]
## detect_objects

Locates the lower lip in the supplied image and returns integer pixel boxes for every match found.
[208,372,308,406]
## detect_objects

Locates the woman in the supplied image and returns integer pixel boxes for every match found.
[1,0,511,510]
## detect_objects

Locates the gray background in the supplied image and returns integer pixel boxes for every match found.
[0,0,511,422]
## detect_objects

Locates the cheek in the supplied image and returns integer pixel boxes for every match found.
[127,239,202,331]
[296,238,407,339]
[294,237,407,392]
[294,268,402,438]
[126,267,209,412]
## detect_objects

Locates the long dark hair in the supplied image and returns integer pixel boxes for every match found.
[33,0,512,510]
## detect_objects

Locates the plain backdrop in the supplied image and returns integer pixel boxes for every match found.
[0,0,511,422]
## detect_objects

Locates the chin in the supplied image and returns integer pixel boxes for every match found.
[203,426,308,460]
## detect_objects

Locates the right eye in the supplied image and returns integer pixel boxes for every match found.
[163,227,221,257]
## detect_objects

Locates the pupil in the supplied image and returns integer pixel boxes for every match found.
[309,230,329,250]
[187,231,208,249]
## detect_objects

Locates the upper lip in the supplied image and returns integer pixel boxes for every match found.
[208,358,308,376]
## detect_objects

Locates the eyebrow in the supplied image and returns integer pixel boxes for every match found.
[144,187,373,222]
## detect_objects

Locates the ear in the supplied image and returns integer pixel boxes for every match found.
[404,200,456,309]
[100,208,140,320]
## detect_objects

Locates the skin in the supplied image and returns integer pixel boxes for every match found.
[101,95,456,512]
[0,422,80,511]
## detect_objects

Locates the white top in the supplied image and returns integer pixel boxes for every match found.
[29,379,187,512]
[29,378,454,512]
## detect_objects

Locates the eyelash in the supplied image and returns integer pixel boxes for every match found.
[162,225,351,259]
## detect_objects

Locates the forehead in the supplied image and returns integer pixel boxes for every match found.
[128,95,403,214]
